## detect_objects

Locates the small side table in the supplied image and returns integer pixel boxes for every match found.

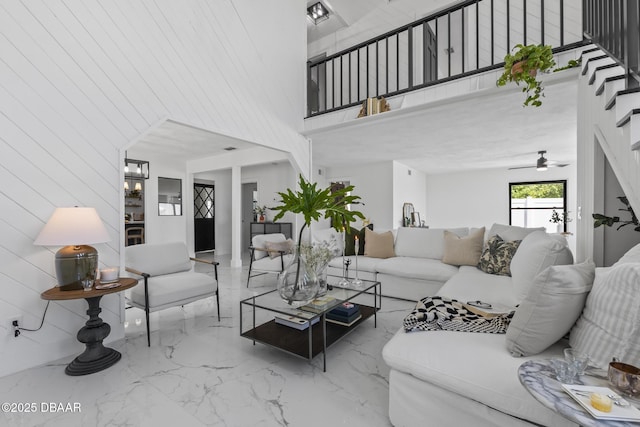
[41,278,137,376]
[519,359,640,426]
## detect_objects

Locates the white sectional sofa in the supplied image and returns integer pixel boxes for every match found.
[379,229,640,426]
[326,224,551,301]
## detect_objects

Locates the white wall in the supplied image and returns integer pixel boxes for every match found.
[327,161,394,230]
[602,156,640,266]
[0,0,307,377]
[129,151,189,245]
[426,165,577,253]
[194,163,297,257]
[393,161,427,228]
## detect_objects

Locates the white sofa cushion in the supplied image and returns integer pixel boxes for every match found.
[328,254,383,273]
[569,262,640,369]
[506,260,595,357]
[394,227,468,259]
[125,242,192,276]
[376,257,459,283]
[510,231,574,302]
[487,223,545,242]
[438,266,518,308]
[382,327,568,426]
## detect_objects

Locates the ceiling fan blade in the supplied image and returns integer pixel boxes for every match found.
[548,163,570,168]
[508,165,536,170]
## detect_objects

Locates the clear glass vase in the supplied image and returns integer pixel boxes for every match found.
[277,247,319,304]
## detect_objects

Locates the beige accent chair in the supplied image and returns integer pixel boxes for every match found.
[125,242,219,346]
[247,233,294,287]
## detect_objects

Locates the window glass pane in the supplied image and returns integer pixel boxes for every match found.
[509,180,567,232]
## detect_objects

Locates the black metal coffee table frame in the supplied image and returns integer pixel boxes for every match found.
[240,279,381,372]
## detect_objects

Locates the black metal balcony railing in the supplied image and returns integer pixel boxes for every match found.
[583,0,640,88]
[307,0,587,117]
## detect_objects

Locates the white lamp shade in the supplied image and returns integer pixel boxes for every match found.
[34,207,111,246]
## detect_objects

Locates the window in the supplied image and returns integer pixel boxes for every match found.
[509,180,567,232]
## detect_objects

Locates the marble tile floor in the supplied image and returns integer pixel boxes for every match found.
[0,254,415,427]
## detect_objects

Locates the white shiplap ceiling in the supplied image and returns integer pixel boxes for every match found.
[130,120,260,162]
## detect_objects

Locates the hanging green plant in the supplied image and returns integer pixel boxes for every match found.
[496,44,556,107]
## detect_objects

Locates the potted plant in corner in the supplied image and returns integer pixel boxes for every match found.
[271,174,365,303]
[253,205,267,222]
[549,209,572,234]
[496,44,555,107]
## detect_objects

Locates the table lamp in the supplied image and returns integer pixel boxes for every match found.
[34,207,111,291]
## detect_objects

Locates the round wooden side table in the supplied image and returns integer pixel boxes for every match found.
[41,278,137,376]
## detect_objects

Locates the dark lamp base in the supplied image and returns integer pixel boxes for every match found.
[55,245,98,291]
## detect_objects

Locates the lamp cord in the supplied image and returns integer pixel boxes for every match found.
[16,301,50,333]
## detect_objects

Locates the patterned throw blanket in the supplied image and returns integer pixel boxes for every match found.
[403,296,515,334]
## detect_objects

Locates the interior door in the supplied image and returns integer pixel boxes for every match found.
[194,183,215,252]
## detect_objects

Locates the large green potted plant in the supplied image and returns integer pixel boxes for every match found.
[271,175,365,303]
[496,44,556,107]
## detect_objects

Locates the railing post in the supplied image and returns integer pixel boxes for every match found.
[626,0,640,87]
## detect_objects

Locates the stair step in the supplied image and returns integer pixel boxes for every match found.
[588,63,623,85]
[596,75,625,96]
[603,78,627,105]
[617,108,640,127]
[613,89,640,124]
[579,46,601,57]
[581,54,608,75]
[605,87,640,111]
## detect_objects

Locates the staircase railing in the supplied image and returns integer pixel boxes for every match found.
[307,0,587,117]
[583,0,640,88]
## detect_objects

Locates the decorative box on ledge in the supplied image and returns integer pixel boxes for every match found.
[357,97,390,118]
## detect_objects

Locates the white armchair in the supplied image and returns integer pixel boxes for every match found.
[125,242,219,346]
[246,233,295,287]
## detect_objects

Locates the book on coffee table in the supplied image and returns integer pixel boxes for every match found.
[326,314,362,327]
[329,302,359,317]
[274,312,319,330]
[300,296,338,313]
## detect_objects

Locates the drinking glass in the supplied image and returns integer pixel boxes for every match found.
[564,348,589,376]
[550,358,576,383]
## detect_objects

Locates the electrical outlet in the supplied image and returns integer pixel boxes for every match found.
[7,316,22,337]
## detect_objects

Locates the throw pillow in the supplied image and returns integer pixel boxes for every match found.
[265,239,294,259]
[505,260,595,357]
[569,263,640,369]
[441,227,485,266]
[344,225,372,256]
[477,235,521,276]
[510,231,574,302]
[364,228,395,258]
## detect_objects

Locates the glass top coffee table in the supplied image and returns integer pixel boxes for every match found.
[240,278,381,372]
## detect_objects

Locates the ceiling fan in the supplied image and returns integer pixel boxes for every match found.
[508,150,569,171]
